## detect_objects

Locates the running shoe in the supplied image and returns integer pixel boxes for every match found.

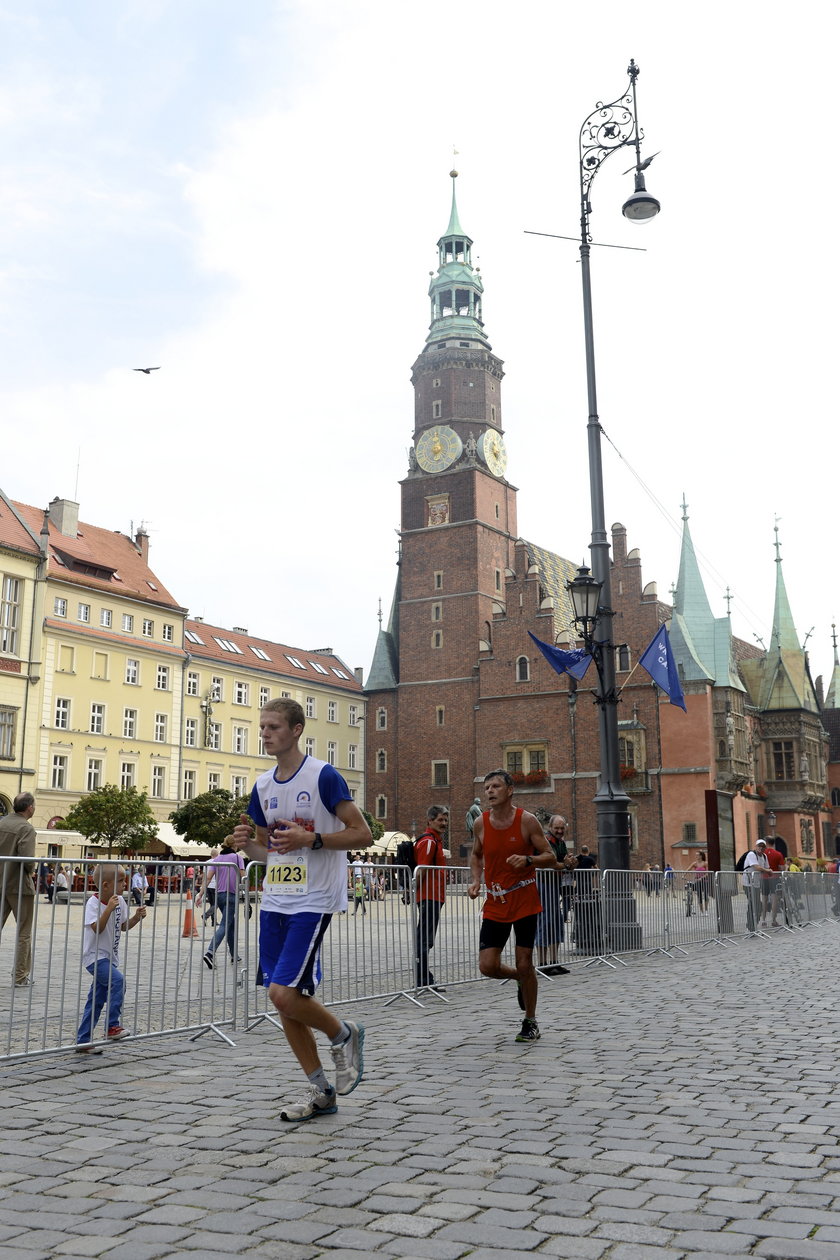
[330,1021,365,1095]
[280,1085,338,1122]
[515,1018,541,1043]
[107,1026,130,1040]
[203,952,214,970]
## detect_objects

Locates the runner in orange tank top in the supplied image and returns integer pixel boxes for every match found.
[468,769,557,1043]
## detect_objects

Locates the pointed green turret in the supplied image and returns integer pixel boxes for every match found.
[668,498,742,688]
[742,524,818,712]
[825,625,840,709]
[424,170,491,351]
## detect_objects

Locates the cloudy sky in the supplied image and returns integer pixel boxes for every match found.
[1,2,836,690]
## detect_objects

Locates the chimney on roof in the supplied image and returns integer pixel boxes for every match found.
[134,525,149,561]
[48,497,79,538]
[194,616,204,623]
[354,666,363,684]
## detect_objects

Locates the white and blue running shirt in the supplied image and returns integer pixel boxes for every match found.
[248,756,352,915]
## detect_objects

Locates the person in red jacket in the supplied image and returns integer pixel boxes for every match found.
[415,806,448,991]
[763,839,785,927]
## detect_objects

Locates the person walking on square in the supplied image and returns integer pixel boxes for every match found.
[468,769,556,1043]
[415,805,448,990]
[0,792,38,987]
[76,865,146,1053]
[197,842,246,969]
[232,698,371,1122]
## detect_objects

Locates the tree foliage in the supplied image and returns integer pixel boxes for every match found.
[362,809,384,845]
[60,784,159,855]
[169,789,249,849]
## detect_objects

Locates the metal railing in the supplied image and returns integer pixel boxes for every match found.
[2,856,837,1061]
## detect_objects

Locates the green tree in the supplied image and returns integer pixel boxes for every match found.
[60,784,158,856]
[170,789,249,849]
[362,809,384,845]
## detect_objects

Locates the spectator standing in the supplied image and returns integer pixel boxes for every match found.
[690,852,710,912]
[76,864,146,1053]
[763,839,785,926]
[0,792,38,987]
[197,843,246,969]
[415,806,448,991]
[536,815,569,976]
[742,839,769,932]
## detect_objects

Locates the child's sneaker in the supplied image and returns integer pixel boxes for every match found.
[515,1018,541,1043]
[75,1043,104,1055]
[107,1026,130,1040]
[279,1085,338,1122]
[330,1021,365,1095]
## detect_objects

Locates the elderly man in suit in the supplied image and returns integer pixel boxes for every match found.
[0,792,38,986]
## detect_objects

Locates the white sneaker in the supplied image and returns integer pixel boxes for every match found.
[330,1021,365,1095]
[279,1084,338,1123]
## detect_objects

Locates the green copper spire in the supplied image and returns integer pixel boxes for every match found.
[668,497,741,689]
[770,520,800,652]
[424,170,491,351]
[748,522,818,712]
[825,624,840,708]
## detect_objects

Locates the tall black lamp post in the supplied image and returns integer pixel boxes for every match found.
[570,59,660,876]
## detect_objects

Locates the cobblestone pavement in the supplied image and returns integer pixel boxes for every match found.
[1,922,839,1259]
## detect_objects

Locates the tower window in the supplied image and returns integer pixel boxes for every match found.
[618,645,631,671]
[491,405,496,422]
[432,603,442,622]
[436,706,445,726]
[432,760,450,787]
[516,656,530,682]
[495,569,502,592]
[432,378,441,388]
[434,571,443,590]
[432,400,442,419]
[495,504,500,520]
[432,631,442,649]
[376,795,387,820]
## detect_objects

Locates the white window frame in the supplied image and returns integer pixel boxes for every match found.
[184,717,198,748]
[156,664,170,691]
[55,698,71,730]
[51,754,68,790]
[86,758,103,792]
[120,762,136,790]
[90,703,105,735]
[151,765,166,798]
[327,741,337,766]
[125,658,139,685]
[154,713,167,743]
[123,708,137,740]
[186,671,199,697]
[54,597,67,617]
[100,608,113,628]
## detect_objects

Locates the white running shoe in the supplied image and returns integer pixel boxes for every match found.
[330,1021,365,1095]
[279,1085,338,1123]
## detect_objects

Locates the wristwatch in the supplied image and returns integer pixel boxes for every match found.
[525,855,533,867]
[311,834,324,850]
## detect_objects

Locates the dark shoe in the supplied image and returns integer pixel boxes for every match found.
[203,953,214,970]
[515,1018,541,1044]
[75,1043,104,1055]
[545,964,570,976]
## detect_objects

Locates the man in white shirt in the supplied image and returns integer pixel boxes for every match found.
[742,839,769,933]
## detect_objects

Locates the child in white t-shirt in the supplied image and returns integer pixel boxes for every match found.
[76,865,146,1054]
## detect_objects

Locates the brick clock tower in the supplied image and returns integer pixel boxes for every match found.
[366,172,519,841]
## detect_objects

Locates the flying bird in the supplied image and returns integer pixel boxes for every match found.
[623,151,660,175]
[133,366,161,374]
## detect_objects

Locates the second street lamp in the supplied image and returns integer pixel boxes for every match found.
[574,59,659,889]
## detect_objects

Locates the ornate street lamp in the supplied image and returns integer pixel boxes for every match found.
[575,59,659,876]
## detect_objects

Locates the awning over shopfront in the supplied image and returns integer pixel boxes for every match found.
[155,822,214,858]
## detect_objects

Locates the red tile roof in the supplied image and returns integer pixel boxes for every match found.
[184,619,362,694]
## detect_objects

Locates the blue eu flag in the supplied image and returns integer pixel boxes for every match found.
[527,632,593,681]
[639,623,686,711]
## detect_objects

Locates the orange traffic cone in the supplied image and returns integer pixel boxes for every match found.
[182,889,199,938]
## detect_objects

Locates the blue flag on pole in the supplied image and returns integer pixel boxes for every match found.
[527,632,593,681]
[639,623,686,711]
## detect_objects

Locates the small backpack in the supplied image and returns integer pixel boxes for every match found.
[396,838,417,871]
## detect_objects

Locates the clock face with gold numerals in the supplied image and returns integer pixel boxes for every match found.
[480,428,507,477]
[415,425,463,473]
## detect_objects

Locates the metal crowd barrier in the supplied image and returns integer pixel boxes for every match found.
[2,854,839,1061]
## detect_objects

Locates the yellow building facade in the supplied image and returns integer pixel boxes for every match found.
[0,492,365,852]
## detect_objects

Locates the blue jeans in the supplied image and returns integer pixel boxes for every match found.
[77,958,124,1043]
[207,891,238,960]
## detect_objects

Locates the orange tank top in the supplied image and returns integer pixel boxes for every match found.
[481,807,542,923]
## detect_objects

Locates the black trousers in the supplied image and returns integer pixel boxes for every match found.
[416,899,443,987]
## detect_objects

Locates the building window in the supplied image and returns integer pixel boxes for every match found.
[77,602,90,623]
[305,737,315,757]
[491,404,496,422]
[305,696,316,718]
[495,569,502,592]
[183,769,196,800]
[773,740,795,781]
[516,656,530,682]
[432,400,442,418]
[348,744,357,770]
[162,623,174,642]
[434,571,443,590]
[142,619,154,637]
[51,755,68,790]
[90,703,105,735]
[259,686,271,708]
[212,676,223,702]
[125,658,139,685]
[55,698,71,730]
[832,788,840,808]
[100,608,112,628]
[507,750,524,775]
[184,717,197,747]
[618,645,631,671]
[151,766,166,798]
[376,749,387,772]
[185,671,198,697]
[0,706,16,759]
[376,795,387,820]
[529,749,546,774]
[327,741,337,766]
[154,713,167,743]
[436,706,445,726]
[123,708,137,739]
[92,652,108,679]
[432,603,442,621]
[54,597,67,617]
[682,822,697,845]
[58,645,75,672]
[505,745,548,782]
[619,738,636,769]
[328,701,337,722]
[432,631,442,649]
[376,708,387,730]
[234,681,249,706]
[231,775,247,797]
[86,758,102,792]
[208,722,221,751]
[120,762,136,790]
[432,760,449,787]
[122,614,134,633]
[156,665,170,691]
[0,576,21,655]
[348,704,358,726]
[208,772,221,792]
[233,725,248,755]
